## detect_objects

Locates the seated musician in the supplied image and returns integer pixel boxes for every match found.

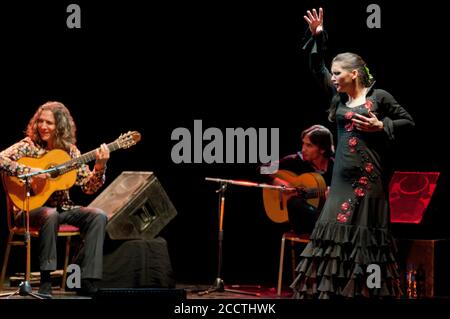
[0,101,110,297]
[261,124,335,234]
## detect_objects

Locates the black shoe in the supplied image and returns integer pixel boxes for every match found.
[76,279,98,297]
[37,281,53,298]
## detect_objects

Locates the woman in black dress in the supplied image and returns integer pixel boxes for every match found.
[291,8,415,299]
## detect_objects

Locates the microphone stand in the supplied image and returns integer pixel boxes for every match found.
[0,168,61,299]
[198,178,266,297]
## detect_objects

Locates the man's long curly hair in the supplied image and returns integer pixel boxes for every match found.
[26,101,77,151]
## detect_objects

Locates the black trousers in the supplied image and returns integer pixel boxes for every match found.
[25,206,108,280]
[286,196,319,234]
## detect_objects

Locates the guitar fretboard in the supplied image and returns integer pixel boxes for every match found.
[56,141,122,175]
[297,187,326,199]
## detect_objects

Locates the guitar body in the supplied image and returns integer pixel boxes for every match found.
[263,170,326,223]
[3,149,77,211]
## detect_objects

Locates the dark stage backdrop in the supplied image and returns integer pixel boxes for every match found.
[0,1,448,287]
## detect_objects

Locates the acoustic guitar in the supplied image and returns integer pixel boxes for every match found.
[262,170,327,223]
[3,131,141,211]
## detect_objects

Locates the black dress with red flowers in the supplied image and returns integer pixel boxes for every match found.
[290,31,415,299]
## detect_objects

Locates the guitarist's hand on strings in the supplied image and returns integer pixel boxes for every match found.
[29,167,51,181]
[29,167,50,194]
[94,143,110,171]
[272,177,290,187]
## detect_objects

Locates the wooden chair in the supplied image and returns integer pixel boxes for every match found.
[0,196,80,290]
[277,231,310,296]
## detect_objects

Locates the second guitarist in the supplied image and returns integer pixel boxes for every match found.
[0,101,110,298]
[261,125,335,234]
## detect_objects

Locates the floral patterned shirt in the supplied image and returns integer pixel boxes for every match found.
[0,137,106,210]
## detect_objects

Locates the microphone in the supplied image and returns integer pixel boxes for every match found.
[17,162,79,180]
[49,161,80,177]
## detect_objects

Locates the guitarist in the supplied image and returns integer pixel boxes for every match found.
[262,125,335,234]
[0,101,110,297]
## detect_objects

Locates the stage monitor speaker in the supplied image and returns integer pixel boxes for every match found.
[89,171,177,240]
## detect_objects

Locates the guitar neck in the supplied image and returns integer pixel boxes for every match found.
[57,141,121,174]
[78,141,121,164]
[298,187,325,199]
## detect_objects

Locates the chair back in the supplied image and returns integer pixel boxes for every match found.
[1,174,36,234]
[2,174,17,233]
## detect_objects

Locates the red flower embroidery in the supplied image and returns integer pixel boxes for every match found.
[341,202,350,211]
[358,176,369,185]
[345,111,354,120]
[336,212,351,223]
[354,187,365,197]
[345,122,354,132]
[364,100,373,110]
[364,163,374,173]
[348,137,358,147]
[336,213,347,223]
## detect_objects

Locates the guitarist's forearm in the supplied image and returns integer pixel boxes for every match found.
[0,157,28,176]
[79,164,106,194]
[94,163,107,171]
[0,143,31,177]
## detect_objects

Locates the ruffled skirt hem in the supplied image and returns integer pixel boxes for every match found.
[290,221,403,299]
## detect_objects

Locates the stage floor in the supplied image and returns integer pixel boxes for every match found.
[2,283,450,300]
[0,280,296,299]
[0,282,289,299]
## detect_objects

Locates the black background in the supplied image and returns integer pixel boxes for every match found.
[0,0,448,288]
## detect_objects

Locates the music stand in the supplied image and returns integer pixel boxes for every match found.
[0,168,60,299]
[198,177,296,297]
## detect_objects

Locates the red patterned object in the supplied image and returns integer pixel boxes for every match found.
[345,123,354,132]
[358,176,369,185]
[389,171,440,224]
[336,211,351,223]
[348,137,358,147]
[364,163,374,173]
[345,111,354,119]
[341,202,350,211]
[354,187,365,197]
